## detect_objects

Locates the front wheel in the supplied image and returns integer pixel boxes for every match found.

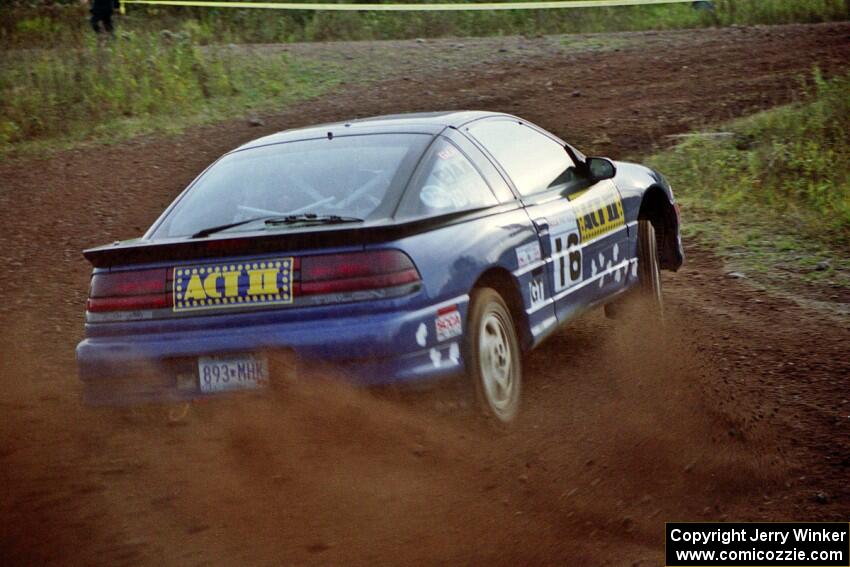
[465,288,522,423]
[604,219,664,320]
[636,219,664,319]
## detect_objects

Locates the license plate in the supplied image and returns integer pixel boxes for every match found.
[198,354,269,394]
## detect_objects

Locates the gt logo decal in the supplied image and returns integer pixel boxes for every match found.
[529,278,545,309]
[575,196,625,242]
[174,258,293,312]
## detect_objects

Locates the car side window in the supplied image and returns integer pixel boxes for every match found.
[397,137,498,219]
[467,120,578,198]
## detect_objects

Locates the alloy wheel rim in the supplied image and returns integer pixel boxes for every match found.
[479,310,515,415]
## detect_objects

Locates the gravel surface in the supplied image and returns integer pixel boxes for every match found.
[1,21,849,566]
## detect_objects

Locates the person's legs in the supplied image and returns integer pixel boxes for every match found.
[103,12,114,34]
[90,12,102,33]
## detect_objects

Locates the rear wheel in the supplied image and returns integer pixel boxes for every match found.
[465,288,522,423]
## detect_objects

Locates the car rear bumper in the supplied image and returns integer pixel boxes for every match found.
[76,298,469,405]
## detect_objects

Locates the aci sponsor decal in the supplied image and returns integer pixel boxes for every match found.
[574,193,625,242]
[173,258,293,312]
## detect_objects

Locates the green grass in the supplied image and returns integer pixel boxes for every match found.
[0,33,341,152]
[2,0,848,48]
[647,70,850,302]
[2,0,846,154]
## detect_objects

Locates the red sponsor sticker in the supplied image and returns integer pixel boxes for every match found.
[435,309,462,342]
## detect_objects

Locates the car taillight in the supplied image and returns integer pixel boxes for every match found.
[300,250,420,296]
[87,268,172,312]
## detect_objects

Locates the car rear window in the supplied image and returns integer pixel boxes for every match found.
[152,133,431,238]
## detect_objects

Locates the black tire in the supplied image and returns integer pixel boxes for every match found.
[464,288,522,423]
[604,220,664,320]
[636,219,664,318]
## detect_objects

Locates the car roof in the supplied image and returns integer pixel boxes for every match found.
[236,111,513,151]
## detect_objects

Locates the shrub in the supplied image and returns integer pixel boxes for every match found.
[2,0,849,48]
[648,70,850,240]
[0,32,337,146]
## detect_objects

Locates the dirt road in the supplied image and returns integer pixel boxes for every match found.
[1,22,849,566]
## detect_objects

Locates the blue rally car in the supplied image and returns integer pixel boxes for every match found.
[77,111,683,422]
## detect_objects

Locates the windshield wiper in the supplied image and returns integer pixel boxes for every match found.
[192,216,272,238]
[264,214,363,226]
[191,214,363,239]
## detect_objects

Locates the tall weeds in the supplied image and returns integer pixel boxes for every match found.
[648,70,850,237]
[2,0,848,49]
[0,33,332,145]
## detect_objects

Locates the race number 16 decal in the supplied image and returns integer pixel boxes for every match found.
[552,230,582,293]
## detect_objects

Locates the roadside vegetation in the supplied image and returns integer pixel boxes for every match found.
[0,34,341,151]
[648,70,850,303]
[3,0,848,48]
[2,0,847,153]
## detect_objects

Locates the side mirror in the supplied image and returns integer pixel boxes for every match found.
[586,157,617,182]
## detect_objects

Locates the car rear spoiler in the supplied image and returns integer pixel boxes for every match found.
[84,228,364,268]
[83,205,517,268]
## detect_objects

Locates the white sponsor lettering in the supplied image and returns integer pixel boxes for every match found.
[515,241,542,269]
